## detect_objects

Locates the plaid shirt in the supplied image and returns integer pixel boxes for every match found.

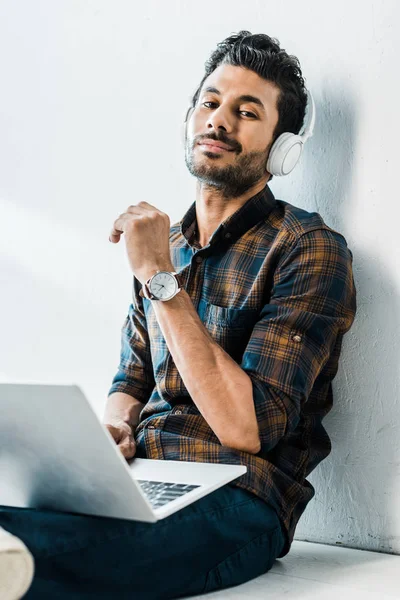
[108,183,357,558]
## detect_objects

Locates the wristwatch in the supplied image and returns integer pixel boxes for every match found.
[139,270,185,302]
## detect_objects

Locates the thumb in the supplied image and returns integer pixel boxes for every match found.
[109,234,121,243]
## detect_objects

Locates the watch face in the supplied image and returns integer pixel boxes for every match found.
[149,272,177,300]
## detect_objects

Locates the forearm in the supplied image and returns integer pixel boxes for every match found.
[103,392,145,429]
[151,288,261,454]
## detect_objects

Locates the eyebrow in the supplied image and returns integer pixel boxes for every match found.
[202,86,267,115]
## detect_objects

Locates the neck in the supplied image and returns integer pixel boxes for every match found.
[194,177,269,247]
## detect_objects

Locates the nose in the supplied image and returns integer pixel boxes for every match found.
[206,105,233,134]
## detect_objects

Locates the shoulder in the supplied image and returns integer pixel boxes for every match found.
[266,199,352,257]
[272,199,345,239]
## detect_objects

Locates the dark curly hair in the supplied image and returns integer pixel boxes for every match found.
[190,31,308,180]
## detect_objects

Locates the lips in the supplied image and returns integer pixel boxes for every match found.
[198,140,234,151]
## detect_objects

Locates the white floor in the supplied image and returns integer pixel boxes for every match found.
[189,540,400,599]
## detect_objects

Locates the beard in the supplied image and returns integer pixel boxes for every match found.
[184,139,271,199]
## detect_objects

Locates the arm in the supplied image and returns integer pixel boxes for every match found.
[107,276,155,404]
[239,228,357,454]
[103,391,145,459]
[103,277,155,430]
[150,286,260,454]
[108,205,259,453]
[103,391,145,429]
[103,277,155,457]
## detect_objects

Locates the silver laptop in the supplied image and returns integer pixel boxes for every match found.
[0,383,247,522]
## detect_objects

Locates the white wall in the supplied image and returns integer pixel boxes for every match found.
[1,0,399,555]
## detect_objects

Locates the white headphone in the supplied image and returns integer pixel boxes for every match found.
[183,88,315,177]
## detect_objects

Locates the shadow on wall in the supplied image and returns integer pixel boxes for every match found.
[294,85,400,554]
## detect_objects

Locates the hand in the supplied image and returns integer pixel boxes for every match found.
[109,201,174,285]
[104,421,137,459]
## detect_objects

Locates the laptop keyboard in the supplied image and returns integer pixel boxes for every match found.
[137,479,201,508]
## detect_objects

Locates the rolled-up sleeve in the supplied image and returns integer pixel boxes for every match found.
[240,228,357,453]
[107,276,155,403]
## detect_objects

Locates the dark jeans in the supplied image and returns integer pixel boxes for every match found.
[0,482,285,600]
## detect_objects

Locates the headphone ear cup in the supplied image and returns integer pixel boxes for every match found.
[266,132,303,176]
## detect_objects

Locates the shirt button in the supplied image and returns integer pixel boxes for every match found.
[175,410,182,415]
[292,334,302,343]
[224,232,231,239]
[195,256,203,263]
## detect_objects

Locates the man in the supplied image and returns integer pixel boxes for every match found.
[0,31,356,599]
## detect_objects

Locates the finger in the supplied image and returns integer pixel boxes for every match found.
[126,203,167,222]
[104,424,122,444]
[127,201,157,213]
[109,211,146,243]
[119,441,136,459]
[109,216,126,243]
[118,435,137,458]
[125,205,149,215]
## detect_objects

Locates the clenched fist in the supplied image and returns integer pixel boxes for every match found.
[109,201,174,285]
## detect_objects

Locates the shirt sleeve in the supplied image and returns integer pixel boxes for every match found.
[240,228,357,454]
[107,276,155,403]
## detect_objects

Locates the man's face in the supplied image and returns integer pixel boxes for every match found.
[184,64,280,198]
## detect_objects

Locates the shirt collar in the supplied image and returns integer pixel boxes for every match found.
[180,182,277,247]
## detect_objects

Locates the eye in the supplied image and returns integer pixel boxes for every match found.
[202,101,218,109]
[239,111,257,118]
[201,102,257,119]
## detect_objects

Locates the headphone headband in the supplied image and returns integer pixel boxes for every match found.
[298,89,315,143]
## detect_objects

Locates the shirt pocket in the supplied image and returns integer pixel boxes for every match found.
[202,301,259,362]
